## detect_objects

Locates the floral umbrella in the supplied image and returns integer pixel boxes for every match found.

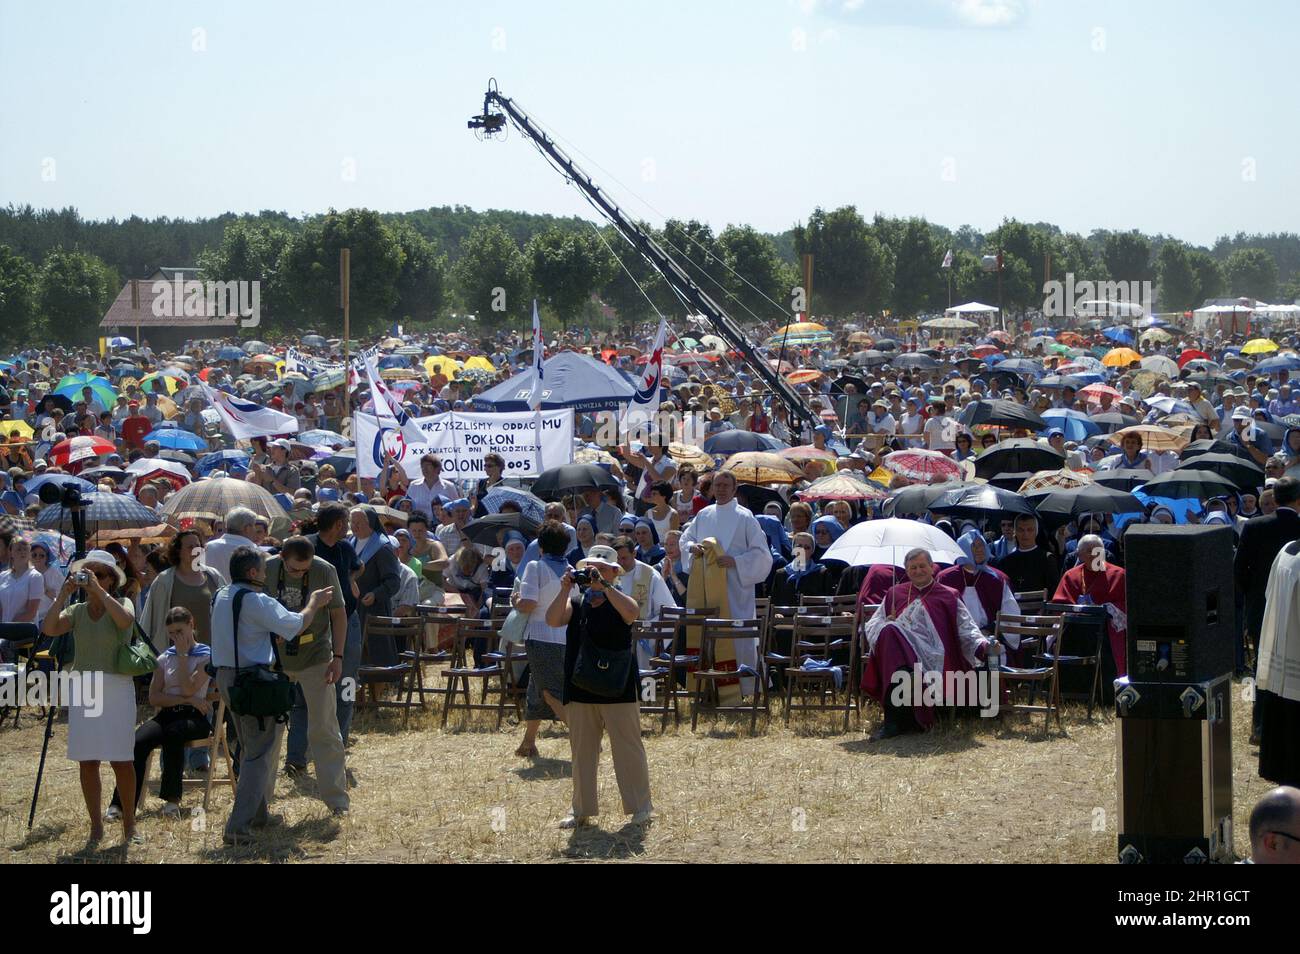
[881,448,964,484]
[796,472,889,502]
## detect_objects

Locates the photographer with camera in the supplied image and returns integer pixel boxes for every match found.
[210,546,335,844]
[42,550,139,848]
[545,544,653,830]
[266,536,349,811]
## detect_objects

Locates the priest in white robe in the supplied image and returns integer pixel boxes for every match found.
[1257,540,1300,787]
[680,470,773,693]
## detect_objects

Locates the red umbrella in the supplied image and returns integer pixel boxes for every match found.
[881,449,964,484]
[971,345,1001,359]
[48,435,117,467]
[1177,349,1209,369]
[1080,383,1122,402]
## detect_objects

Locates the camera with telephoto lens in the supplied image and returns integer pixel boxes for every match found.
[572,569,593,588]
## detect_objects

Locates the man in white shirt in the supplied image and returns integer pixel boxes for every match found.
[406,454,459,521]
[923,400,957,451]
[203,507,260,584]
[140,392,164,426]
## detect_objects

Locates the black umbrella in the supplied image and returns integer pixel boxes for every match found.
[36,394,73,414]
[892,352,941,370]
[462,512,541,547]
[981,370,1031,393]
[1026,485,1144,518]
[1092,469,1153,492]
[531,462,621,501]
[960,399,1046,431]
[1251,418,1284,443]
[1038,374,1089,391]
[873,339,900,352]
[1141,469,1237,499]
[735,483,788,517]
[78,466,131,485]
[887,481,979,517]
[993,359,1045,377]
[973,439,1066,478]
[1179,439,1253,463]
[1089,411,1140,433]
[159,449,197,465]
[1177,453,1265,490]
[929,484,1035,520]
[701,430,785,455]
[1185,372,1234,390]
[849,350,889,368]
[830,374,870,396]
[986,471,1035,491]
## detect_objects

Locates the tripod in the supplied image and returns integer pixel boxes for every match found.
[27,492,87,830]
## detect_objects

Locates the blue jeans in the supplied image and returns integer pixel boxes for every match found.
[287,612,361,765]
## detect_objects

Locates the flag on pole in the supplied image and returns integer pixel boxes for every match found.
[198,383,298,440]
[941,248,953,269]
[529,299,545,411]
[360,351,426,447]
[620,316,667,440]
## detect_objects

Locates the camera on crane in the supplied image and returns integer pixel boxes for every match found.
[467,112,506,134]
[38,482,84,509]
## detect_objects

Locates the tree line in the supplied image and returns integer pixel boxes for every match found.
[0,202,1296,349]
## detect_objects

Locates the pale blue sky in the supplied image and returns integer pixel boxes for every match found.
[1,0,1293,246]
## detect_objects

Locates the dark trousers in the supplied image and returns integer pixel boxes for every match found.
[110,706,212,807]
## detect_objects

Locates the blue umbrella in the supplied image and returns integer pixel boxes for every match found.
[108,364,140,378]
[25,473,97,499]
[197,449,250,476]
[216,346,248,360]
[376,355,407,370]
[1102,326,1134,345]
[107,335,134,347]
[1039,408,1101,442]
[145,428,208,451]
[1254,355,1300,373]
[482,486,547,523]
[298,429,350,448]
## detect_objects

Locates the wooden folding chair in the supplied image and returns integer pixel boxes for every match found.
[635,618,681,728]
[852,603,880,714]
[800,593,858,617]
[784,615,858,730]
[660,605,714,716]
[1013,589,1047,617]
[992,613,1065,734]
[409,604,465,704]
[358,615,422,727]
[441,618,511,729]
[142,690,235,814]
[689,618,766,732]
[762,603,800,693]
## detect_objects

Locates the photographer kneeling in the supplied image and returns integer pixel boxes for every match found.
[211,546,334,845]
[545,545,654,830]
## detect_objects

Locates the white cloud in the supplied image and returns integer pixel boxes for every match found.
[951,0,1026,28]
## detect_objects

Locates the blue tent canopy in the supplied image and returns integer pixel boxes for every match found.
[471,351,635,413]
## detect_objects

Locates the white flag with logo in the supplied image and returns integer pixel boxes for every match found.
[360,351,426,447]
[941,248,954,269]
[199,383,298,440]
[529,299,544,411]
[620,316,666,440]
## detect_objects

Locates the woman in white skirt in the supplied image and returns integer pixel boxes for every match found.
[42,549,139,847]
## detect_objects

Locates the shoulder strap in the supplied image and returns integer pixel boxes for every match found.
[230,586,248,671]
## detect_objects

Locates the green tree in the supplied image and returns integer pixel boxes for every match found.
[1224,248,1278,301]
[1156,241,1200,311]
[197,219,292,326]
[36,247,118,345]
[451,223,530,328]
[792,206,893,317]
[524,227,612,327]
[1187,249,1224,304]
[598,223,676,326]
[877,217,945,317]
[0,245,38,348]
[388,222,447,326]
[278,209,403,335]
[1101,230,1152,285]
[717,224,793,323]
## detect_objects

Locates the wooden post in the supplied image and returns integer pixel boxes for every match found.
[341,248,351,417]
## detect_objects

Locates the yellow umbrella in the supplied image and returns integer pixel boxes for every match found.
[667,442,714,470]
[1102,347,1143,367]
[1,420,34,439]
[139,370,183,394]
[720,452,806,485]
[463,355,497,373]
[424,355,463,380]
[157,395,179,420]
[1242,338,1279,355]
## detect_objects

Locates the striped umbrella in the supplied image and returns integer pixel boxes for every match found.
[1018,469,1094,494]
[159,477,290,530]
[796,472,888,502]
[36,491,160,532]
[48,435,117,467]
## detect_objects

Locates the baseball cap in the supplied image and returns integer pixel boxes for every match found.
[1232,406,1252,420]
[270,438,292,449]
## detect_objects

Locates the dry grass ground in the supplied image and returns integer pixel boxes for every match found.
[0,685,1272,864]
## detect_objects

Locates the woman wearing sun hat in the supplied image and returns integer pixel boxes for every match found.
[41,548,140,848]
[545,544,653,830]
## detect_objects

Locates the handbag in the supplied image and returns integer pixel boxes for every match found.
[223,588,294,725]
[114,621,159,677]
[499,578,528,644]
[571,638,633,698]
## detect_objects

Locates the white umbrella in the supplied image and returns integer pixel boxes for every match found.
[1139,355,1179,378]
[1075,299,1145,318]
[126,458,192,485]
[922,316,978,330]
[699,334,727,353]
[946,301,999,315]
[822,518,965,568]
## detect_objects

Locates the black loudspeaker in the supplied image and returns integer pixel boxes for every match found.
[1115,675,1233,863]
[1123,525,1235,683]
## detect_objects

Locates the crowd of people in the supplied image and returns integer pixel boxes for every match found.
[0,311,1298,858]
